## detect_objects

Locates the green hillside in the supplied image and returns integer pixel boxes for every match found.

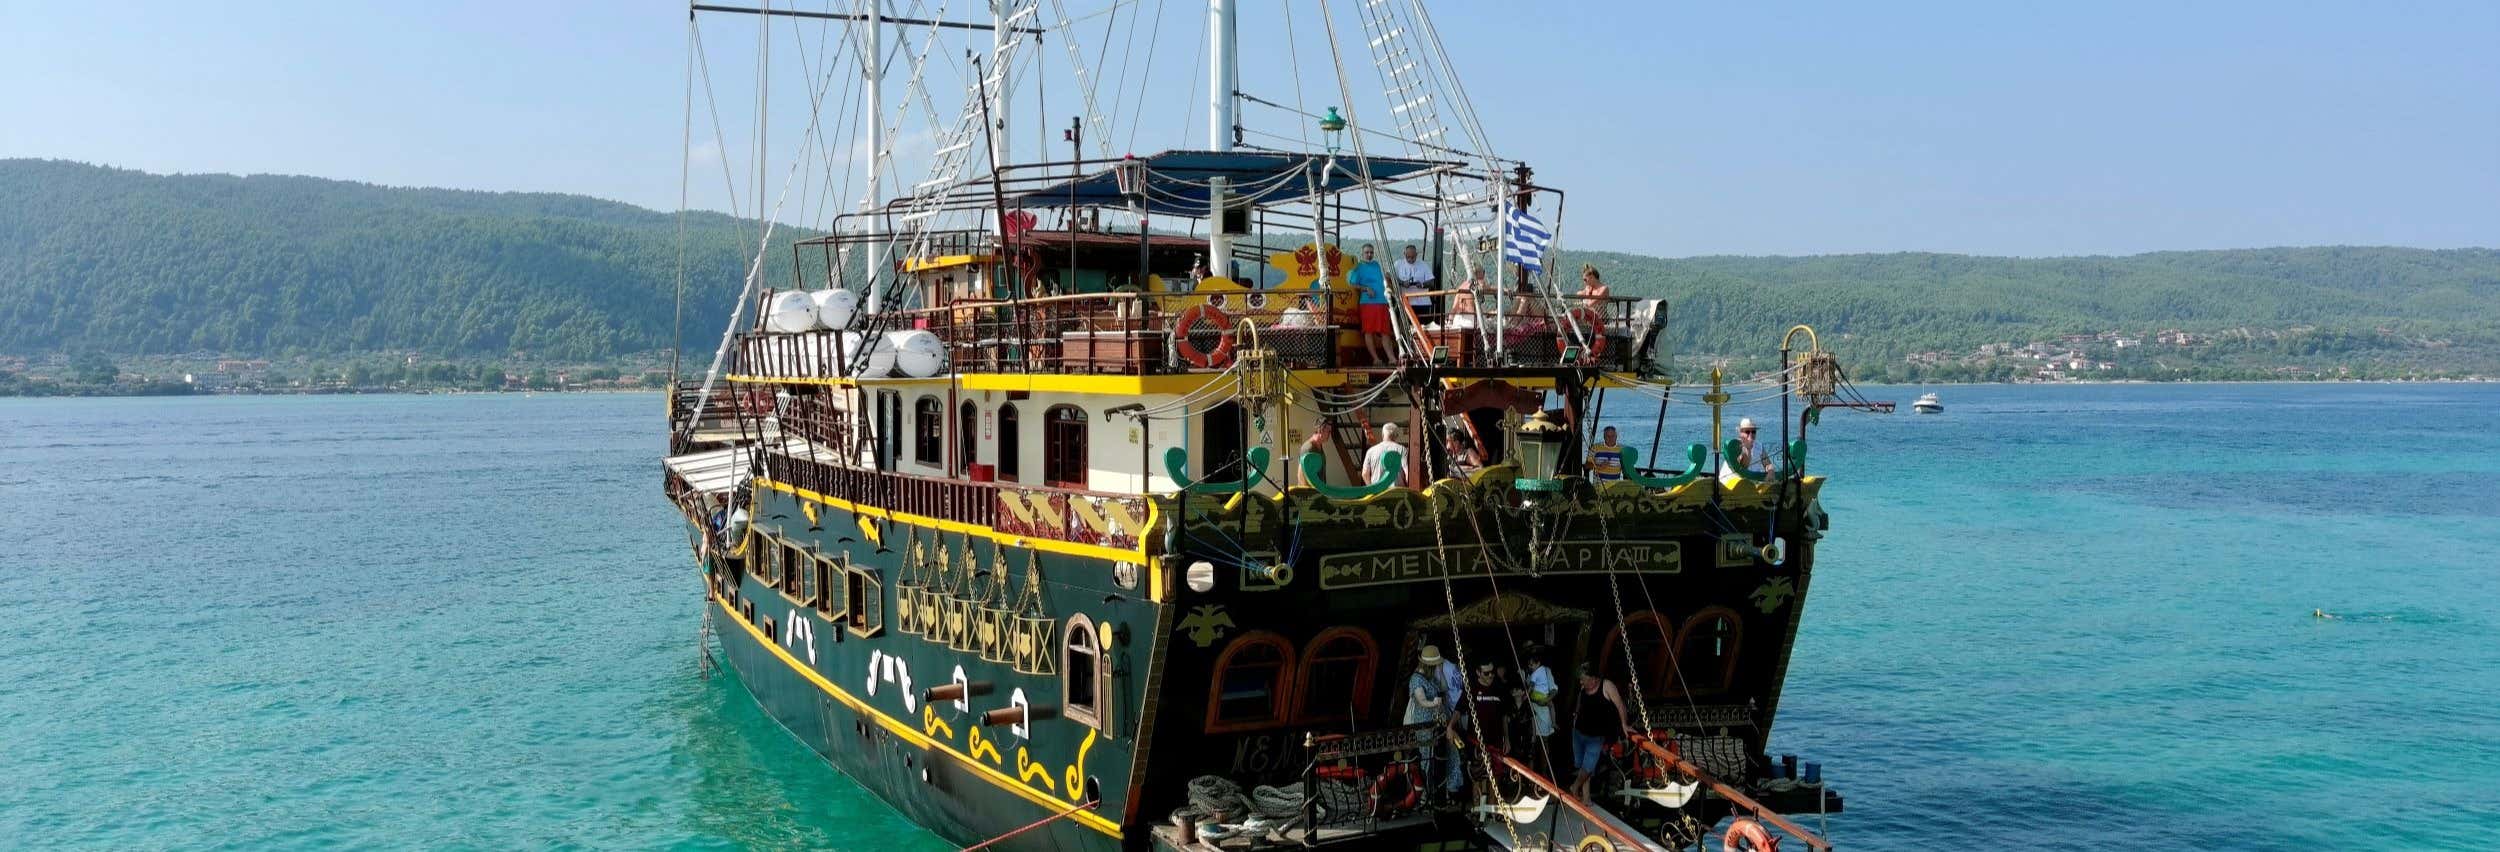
[4,159,2495,379]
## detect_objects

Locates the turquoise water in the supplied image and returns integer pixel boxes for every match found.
[2,385,2495,849]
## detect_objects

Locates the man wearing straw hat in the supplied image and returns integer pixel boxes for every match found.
[1405,645,1456,804]
[1724,417,1779,477]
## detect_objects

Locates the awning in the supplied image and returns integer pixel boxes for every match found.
[1013,149,1453,216]
[664,444,759,496]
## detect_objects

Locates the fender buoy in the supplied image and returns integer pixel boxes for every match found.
[1173,303,1238,368]
[1569,305,1608,362]
[1370,762,1421,815]
[1723,817,1778,852]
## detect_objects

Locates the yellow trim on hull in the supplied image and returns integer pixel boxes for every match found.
[712,593,1124,838]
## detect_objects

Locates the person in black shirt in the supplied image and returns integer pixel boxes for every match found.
[1569,662,1633,799]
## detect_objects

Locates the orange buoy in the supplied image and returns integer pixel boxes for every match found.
[1723,817,1778,852]
[1173,303,1238,368]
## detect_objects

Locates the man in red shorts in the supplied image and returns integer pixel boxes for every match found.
[1349,243,1392,364]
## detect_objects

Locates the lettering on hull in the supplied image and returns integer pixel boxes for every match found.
[1316,541,1682,590]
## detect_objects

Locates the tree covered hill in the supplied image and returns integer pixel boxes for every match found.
[5,159,2495,374]
[0,159,804,361]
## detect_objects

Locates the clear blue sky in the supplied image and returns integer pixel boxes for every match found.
[4,1,2493,257]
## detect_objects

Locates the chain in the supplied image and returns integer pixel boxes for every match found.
[1428,495,1524,851]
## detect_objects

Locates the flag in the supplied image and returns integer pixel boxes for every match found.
[1502,207,1550,272]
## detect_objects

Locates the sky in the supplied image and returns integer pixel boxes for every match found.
[3,0,2494,258]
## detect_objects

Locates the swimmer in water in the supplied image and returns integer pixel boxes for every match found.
[2312,608,2338,620]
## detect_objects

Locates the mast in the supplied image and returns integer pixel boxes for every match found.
[991,1,1013,182]
[861,0,885,310]
[1205,0,1238,277]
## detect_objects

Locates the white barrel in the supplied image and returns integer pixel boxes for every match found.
[854,332,899,378]
[765,291,820,333]
[825,331,865,376]
[813,288,859,330]
[887,329,947,378]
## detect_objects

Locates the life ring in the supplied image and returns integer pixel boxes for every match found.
[1173,303,1238,368]
[1569,305,1607,362]
[1370,762,1421,815]
[1723,817,1778,852]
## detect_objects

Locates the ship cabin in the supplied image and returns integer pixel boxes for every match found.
[668,149,1841,851]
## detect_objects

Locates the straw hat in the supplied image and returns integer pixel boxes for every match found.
[1417,645,1445,668]
[1738,418,1757,430]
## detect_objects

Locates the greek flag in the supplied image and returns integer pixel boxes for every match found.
[1502,207,1550,271]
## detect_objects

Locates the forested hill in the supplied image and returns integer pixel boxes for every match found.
[0,159,802,360]
[5,159,2496,374]
[1571,246,2500,366]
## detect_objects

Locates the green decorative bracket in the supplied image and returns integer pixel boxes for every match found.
[1786,439,1807,475]
[1723,438,1767,482]
[1621,444,1709,489]
[1299,449,1400,500]
[1164,446,1271,494]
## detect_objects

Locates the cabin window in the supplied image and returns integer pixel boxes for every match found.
[1597,611,1673,692]
[957,401,978,475]
[1205,631,1295,733]
[1292,628,1378,725]
[845,566,883,637]
[1673,607,1743,694]
[914,396,943,466]
[1044,405,1088,489]
[753,532,785,587]
[816,555,845,617]
[996,404,1022,481]
[789,542,817,605]
[1063,615,1104,728]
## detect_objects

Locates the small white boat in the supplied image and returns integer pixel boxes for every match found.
[1912,392,1943,414]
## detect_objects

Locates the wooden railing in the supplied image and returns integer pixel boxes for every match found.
[1631,735,1832,851]
[758,449,1152,550]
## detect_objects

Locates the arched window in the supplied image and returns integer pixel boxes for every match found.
[913,396,943,466]
[1596,611,1673,691]
[1205,631,1295,733]
[957,400,978,475]
[1063,615,1106,729]
[1672,607,1744,695]
[996,403,1022,482]
[1044,405,1088,488]
[1292,627,1378,725]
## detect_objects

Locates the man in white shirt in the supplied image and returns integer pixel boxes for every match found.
[1360,422,1407,486]
[1394,244,1439,325]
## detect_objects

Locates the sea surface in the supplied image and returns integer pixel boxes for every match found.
[2,384,2495,850]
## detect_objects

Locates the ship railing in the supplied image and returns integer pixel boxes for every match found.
[1296,722,1444,840]
[668,380,751,453]
[760,448,1155,546]
[1409,291,1648,371]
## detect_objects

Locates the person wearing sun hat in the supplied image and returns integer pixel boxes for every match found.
[1724,417,1778,477]
[1405,645,1455,802]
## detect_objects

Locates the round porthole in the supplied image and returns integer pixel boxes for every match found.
[1185,561,1216,593]
[1112,561,1140,590]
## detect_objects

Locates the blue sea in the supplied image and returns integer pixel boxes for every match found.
[2,384,2494,850]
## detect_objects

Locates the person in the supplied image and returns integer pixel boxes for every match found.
[1445,266,1488,330]
[1576,264,1611,302]
[1442,430,1482,479]
[1586,425,1625,482]
[1461,661,1514,753]
[1726,417,1779,477]
[1296,427,1332,486]
[1569,662,1634,799]
[1404,646,1455,803]
[1349,244,1393,364]
[1501,286,1553,357]
[1522,647,1559,768]
[1395,244,1438,326]
[1275,294,1321,329]
[1189,256,1213,284]
[1361,422,1406,486]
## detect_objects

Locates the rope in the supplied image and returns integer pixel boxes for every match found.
[1426,500,1525,851]
[958,797,1096,851]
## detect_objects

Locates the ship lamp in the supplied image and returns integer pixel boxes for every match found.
[1319,107,1347,153]
[1512,410,1570,491]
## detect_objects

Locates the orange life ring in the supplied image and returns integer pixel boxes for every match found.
[1370,762,1421,815]
[1569,305,1607,362]
[1723,817,1778,852]
[1173,303,1238,368]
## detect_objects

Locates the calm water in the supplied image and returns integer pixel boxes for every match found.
[1,385,2494,849]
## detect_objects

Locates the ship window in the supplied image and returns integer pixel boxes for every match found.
[996,404,1021,481]
[957,401,978,475]
[1063,615,1104,729]
[914,396,943,466]
[1672,607,1743,695]
[1292,628,1378,725]
[1205,631,1294,733]
[816,555,844,617]
[1044,405,1088,489]
[753,533,785,587]
[790,542,818,605]
[845,566,883,637]
[1597,611,1672,692]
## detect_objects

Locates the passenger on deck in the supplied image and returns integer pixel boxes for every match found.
[1350,244,1393,364]
[1296,427,1332,486]
[1275,294,1321,329]
[1444,266,1488,330]
[1406,646,1456,803]
[1586,426,1625,482]
[1576,263,1611,302]
[1502,287,1553,355]
[1360,422,1407,486]
[1461,661,1515,753]
[1569,662,1635,799]
[1727,417,1778,477]
[1396,244,1438,326]
[1522,646,1559,769]
[1442,430,1482,480]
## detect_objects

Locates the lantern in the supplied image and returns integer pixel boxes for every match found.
[1319,107,1348,153]
[1512,410,1570,492]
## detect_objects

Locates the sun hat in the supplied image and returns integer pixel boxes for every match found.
[1418,645,1445,667]
[1738,418,1757,430]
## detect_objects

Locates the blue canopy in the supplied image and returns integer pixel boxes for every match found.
[1013,150,1451,216]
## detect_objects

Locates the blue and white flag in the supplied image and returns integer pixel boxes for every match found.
[1502,206,1550,272]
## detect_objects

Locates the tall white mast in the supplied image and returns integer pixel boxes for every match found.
[1206,0,1238,277]
[991,1,1013,181]
[860,0,884,309]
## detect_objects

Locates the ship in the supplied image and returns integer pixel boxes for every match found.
[659,3,1878,849]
